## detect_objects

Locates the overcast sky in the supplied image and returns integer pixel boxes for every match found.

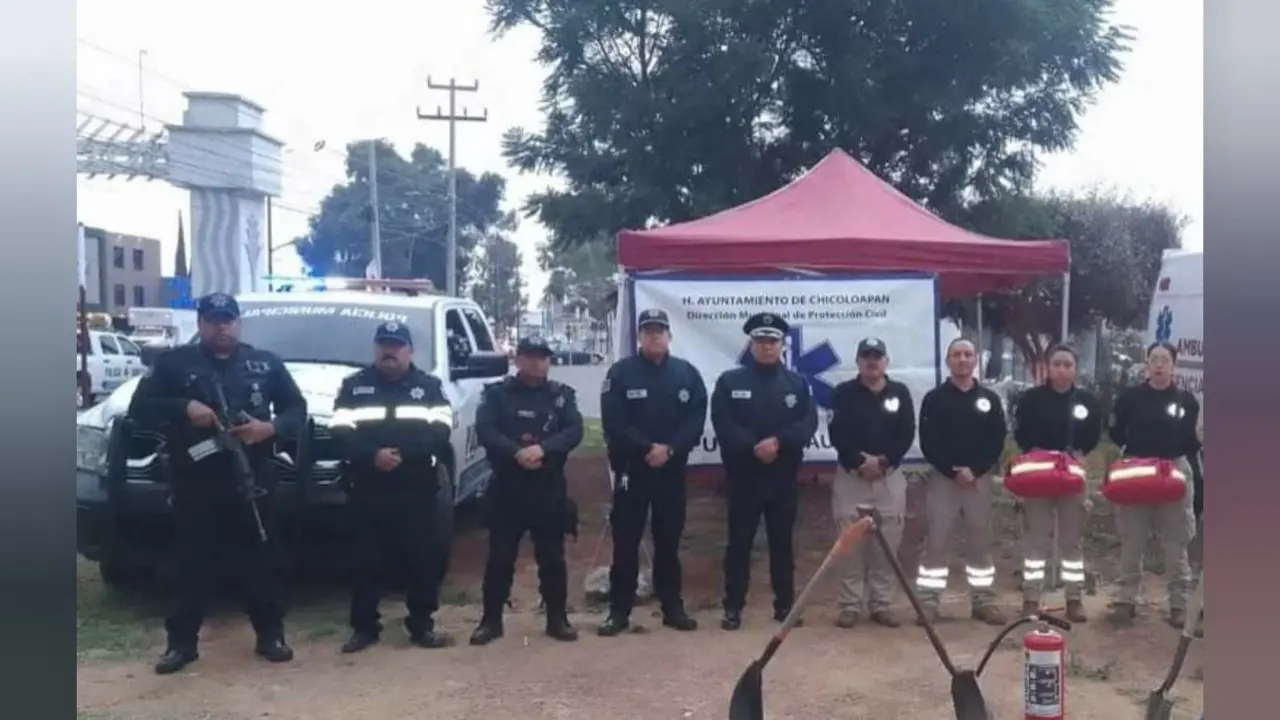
[76,0,1203,290]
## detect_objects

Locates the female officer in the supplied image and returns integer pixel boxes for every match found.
[1012,345,1102,622]
[1108,342,1200,628]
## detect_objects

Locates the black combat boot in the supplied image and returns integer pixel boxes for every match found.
[721,610,743,631]
[340,630,380,654]
[469,616,504,646]
[406,617,454,649]
[774,606,803,626]
[596,613,631,637]
[154,646,198,675]
[546,612,579,642]
[254,636,294,663]
[662,606,698,632]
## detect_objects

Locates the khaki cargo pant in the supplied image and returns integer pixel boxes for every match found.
[915,471,998,610]
[1020,494,1088,603]
[1113,458,1197,610]
[831,466,907,614]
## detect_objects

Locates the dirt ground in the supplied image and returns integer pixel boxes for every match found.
[77,455,1204,719]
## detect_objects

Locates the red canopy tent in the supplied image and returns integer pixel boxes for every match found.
[617,148,1069,298]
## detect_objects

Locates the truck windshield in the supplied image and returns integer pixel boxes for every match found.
[237,301,434,370]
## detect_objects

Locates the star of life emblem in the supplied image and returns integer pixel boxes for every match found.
[678,388,690,403]
[410,386,425,400]
[1072,404,1089,420]
[884,397,900,413]
[1166,402,1184,418]
[975,397,992,413]
[784,393,797,408]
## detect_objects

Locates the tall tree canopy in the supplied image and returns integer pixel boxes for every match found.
[537,240,617,320]
[294,140,509,289]
[469,220,528,337]
[957,189,1185,370]
[487,0,1131,251]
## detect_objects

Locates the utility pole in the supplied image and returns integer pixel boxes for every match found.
[137,49,148,130]
[416,77,487,297]
[367,140,383,279]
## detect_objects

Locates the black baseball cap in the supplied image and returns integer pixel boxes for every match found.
[857,337,888,357]
[637,308,670,330]
[374,321,413,347]
[196,292,240,320]
[517,335,554,357]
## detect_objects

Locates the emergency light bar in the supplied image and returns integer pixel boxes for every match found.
[262,275,439,296]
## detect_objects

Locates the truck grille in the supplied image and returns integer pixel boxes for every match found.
[124,423,343,485]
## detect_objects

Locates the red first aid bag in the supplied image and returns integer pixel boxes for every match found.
[1005,451,1087,499]
[1102,457,1188,505]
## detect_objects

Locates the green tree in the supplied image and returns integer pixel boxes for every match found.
[537,240,617,320]
[294,140,509,289]
[469,218,528,337]
[958,189,1186,371]
[486,0,1130,252]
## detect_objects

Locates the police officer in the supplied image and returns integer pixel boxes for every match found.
[827,337,915,629]
[711,312,819,630]
[1012,345,1102,622]
[128,292,306,674]
[470,336,584,646]
[597,308,707,636]
[916,338,1008,626]
[329,321,456,653]
[1108,342,1200,628]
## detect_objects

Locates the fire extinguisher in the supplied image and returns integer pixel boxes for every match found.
[1024,619,1066,720]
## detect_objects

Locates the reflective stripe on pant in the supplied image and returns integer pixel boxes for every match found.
[916,471,998,609]
[1114,458,1196,609]
[831,466,906,613]
[1020,494,1088,602]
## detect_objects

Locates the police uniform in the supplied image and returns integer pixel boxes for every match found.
[127,293,306,674]
[1108,382,1201,627]
[827,338,915,628]
[470,336,584,646]
[916,376,1008,624]
[1013,383,1103,620]
[710,312,819,630]
[597,309,708,636]
[329,322,456,652]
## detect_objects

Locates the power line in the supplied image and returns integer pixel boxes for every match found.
[416,77,487,298]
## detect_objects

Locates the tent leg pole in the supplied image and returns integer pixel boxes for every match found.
[1060,270,1071,344]
[975,294,984,379]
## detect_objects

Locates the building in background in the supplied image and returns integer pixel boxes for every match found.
[78,226,164,318]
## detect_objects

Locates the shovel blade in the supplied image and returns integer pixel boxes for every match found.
[728,660,765,720]
[1144,692,1175,720]
[950,670,992,720]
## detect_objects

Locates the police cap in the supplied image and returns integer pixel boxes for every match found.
[516,335,554,357]
[637,308,670,330]
[857,337,888,357]
[196,292,240,320]
[743,312,788,340]
[374,321,413,347]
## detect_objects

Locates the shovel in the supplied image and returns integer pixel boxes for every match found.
[854,505,993,720]
[727,515,875,720]
[1145,574,1206,720]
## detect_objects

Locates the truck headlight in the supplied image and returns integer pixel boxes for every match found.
[76,423,110,475]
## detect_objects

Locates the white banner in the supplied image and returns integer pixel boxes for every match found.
[630,275,945,466]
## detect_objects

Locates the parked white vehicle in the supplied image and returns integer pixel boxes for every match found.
[76,330,148,408]
[1147,248,1203,431]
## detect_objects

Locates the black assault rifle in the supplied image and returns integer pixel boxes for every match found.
[209,378,269,543]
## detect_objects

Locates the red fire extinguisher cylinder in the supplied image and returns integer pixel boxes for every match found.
[1024,622,1066,720]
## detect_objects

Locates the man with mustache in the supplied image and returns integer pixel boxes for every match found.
[129,292,307,674]
[330,321,457,653]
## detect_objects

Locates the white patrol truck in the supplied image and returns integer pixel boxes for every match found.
[77,330,149,409]
[75,278,510,585]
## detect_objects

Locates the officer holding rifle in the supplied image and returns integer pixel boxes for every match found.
[129,292,307,675]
